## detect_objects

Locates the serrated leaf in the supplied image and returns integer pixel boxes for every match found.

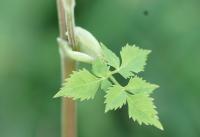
[104,85,127,112]
[101,43,120,68]
[127,93,163,130]
[101,79,112,91]
[119,44,151,78]
[54,69,101,101]
[92,59,110,77]
[126,76,159,94]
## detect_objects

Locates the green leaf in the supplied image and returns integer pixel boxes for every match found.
[54,41,162,130]
[119,44,151,78]
[104,85,127,112]
[101,43,120,68]
[126,76,159,94]
[127,93,163,130]
[54,69,101,101]
[92,59,110,77]
[101,79,112,91]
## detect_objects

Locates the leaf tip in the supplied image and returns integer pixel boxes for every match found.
[53,93,61,98]
[157,124,164,131]
[147,49,152,54]
[154,119,164,130]
[104,107,109,113]
[154,84,160,89]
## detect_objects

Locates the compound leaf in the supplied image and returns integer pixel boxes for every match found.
[54,42,163,130]
[54,69,101,101]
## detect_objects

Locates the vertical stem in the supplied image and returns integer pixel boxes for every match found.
[57,0,77,137]
[63,0,77,48]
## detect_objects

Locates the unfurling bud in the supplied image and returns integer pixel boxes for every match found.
[73,26,103,59]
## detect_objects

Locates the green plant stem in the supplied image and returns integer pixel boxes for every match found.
[57,0,77,137]
[63,0,76,48]
[109,75,120,85]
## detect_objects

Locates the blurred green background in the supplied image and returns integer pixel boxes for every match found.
[0,0,200,137]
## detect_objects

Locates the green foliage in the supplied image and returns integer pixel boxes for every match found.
[92,59,109,77]
[54,69,101,101]
[126,76,159,94]
[101,79,112,91]
[54,44,162,130]
[127,93,163,130]
[104,85,127,112]
[101,43,120,68]
[119,45,151,78]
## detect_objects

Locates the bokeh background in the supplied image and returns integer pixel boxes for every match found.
[0,0,200,137]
